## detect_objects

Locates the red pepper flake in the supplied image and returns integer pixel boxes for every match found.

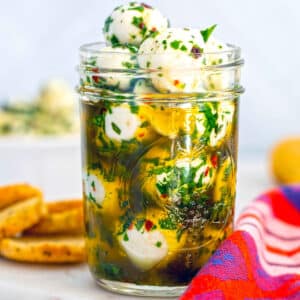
[145,219,154,231]
[141,3,152,9]
[204,167,210,176]
[174,79,180,86]
[92,76,99,83]
[139,22,145,29]
[160,194,168,199]
[191,46,203,59]
[150,27,157,32]
[138,132,145,138]
[100,107,107,114]
[91,67,100,83]
[211,154,218,168]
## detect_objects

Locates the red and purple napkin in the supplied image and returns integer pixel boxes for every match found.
[181,186,300,299]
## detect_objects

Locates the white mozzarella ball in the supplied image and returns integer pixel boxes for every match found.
[202,38,235,90]
[119,227,168,271]
[95,46,137,91]
[83,172,105,206]
[103,2,169,46]
[105,104,141,141]
[209,101,235,147]
[138,28,205,93]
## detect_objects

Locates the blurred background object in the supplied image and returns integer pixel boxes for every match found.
[0,79,79,136]
[271,137,300,184]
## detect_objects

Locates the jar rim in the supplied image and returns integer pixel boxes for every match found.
[79,41,244,70]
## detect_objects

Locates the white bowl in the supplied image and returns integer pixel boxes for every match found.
[0,135,82,200]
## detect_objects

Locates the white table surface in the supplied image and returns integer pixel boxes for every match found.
[0,146,275,300]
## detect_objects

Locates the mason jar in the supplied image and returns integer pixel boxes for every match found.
[77,42,244,297]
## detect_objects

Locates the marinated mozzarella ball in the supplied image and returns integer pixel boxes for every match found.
[105,104,141,141]
[103,2,169,46]
[119,226,168,271]
[94,103,157,154]
[91,46,137,91]
[82,169,122,217]
[83,172,105,207]
[202,37,236,90]
[138,28,205,93]
[139,142,218,207]
[154,155,217,206]
[118,209,186,271]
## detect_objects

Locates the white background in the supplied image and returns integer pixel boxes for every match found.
[1,0,299,155]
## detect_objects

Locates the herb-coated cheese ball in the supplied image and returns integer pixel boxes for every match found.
[139,142,218,207]
[93,103,158,154]
[117,208,186,271]
[103,2,169,46]
[82,169,122,217]
[138,28,205,93]
[90,46,137,91]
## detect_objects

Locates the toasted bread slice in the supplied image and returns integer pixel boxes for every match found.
[0,235,86,263]
[0,196,45,238]
[25,199,84,235]
[0,183,42,209]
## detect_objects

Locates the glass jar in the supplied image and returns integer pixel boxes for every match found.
[78,42,244,297]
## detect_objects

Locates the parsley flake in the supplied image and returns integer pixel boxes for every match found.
[104,16,113,33]
[111,122,121,135]
[155,241,162,248]
[170,40,181,50]
[200,24,217,43]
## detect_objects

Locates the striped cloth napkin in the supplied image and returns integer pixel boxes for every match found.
[180,186,300,299]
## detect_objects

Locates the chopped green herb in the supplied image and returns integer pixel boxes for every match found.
[129,103,139,114]
[91,181,96,190]
[128,6,144,12]
[200,24,217,42]
[162,39,167,50]
[110,34,120,47]
[176,227,185,242]
[120,199,129,209]
[103,16,113,33]
[126,44,139,53]
[122,61,134,69]
[180,45,188,51]
[135,218,145,231]
[123,232,129,241]
[159,217,177,230]
[100,263,122,280]
[140,121,150,128]
[146,61,151,68]
[155,241,162,248]
[111,122,121,135]
[118,211,134,235]
[170,40,181,50]
[132,16,143,27]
